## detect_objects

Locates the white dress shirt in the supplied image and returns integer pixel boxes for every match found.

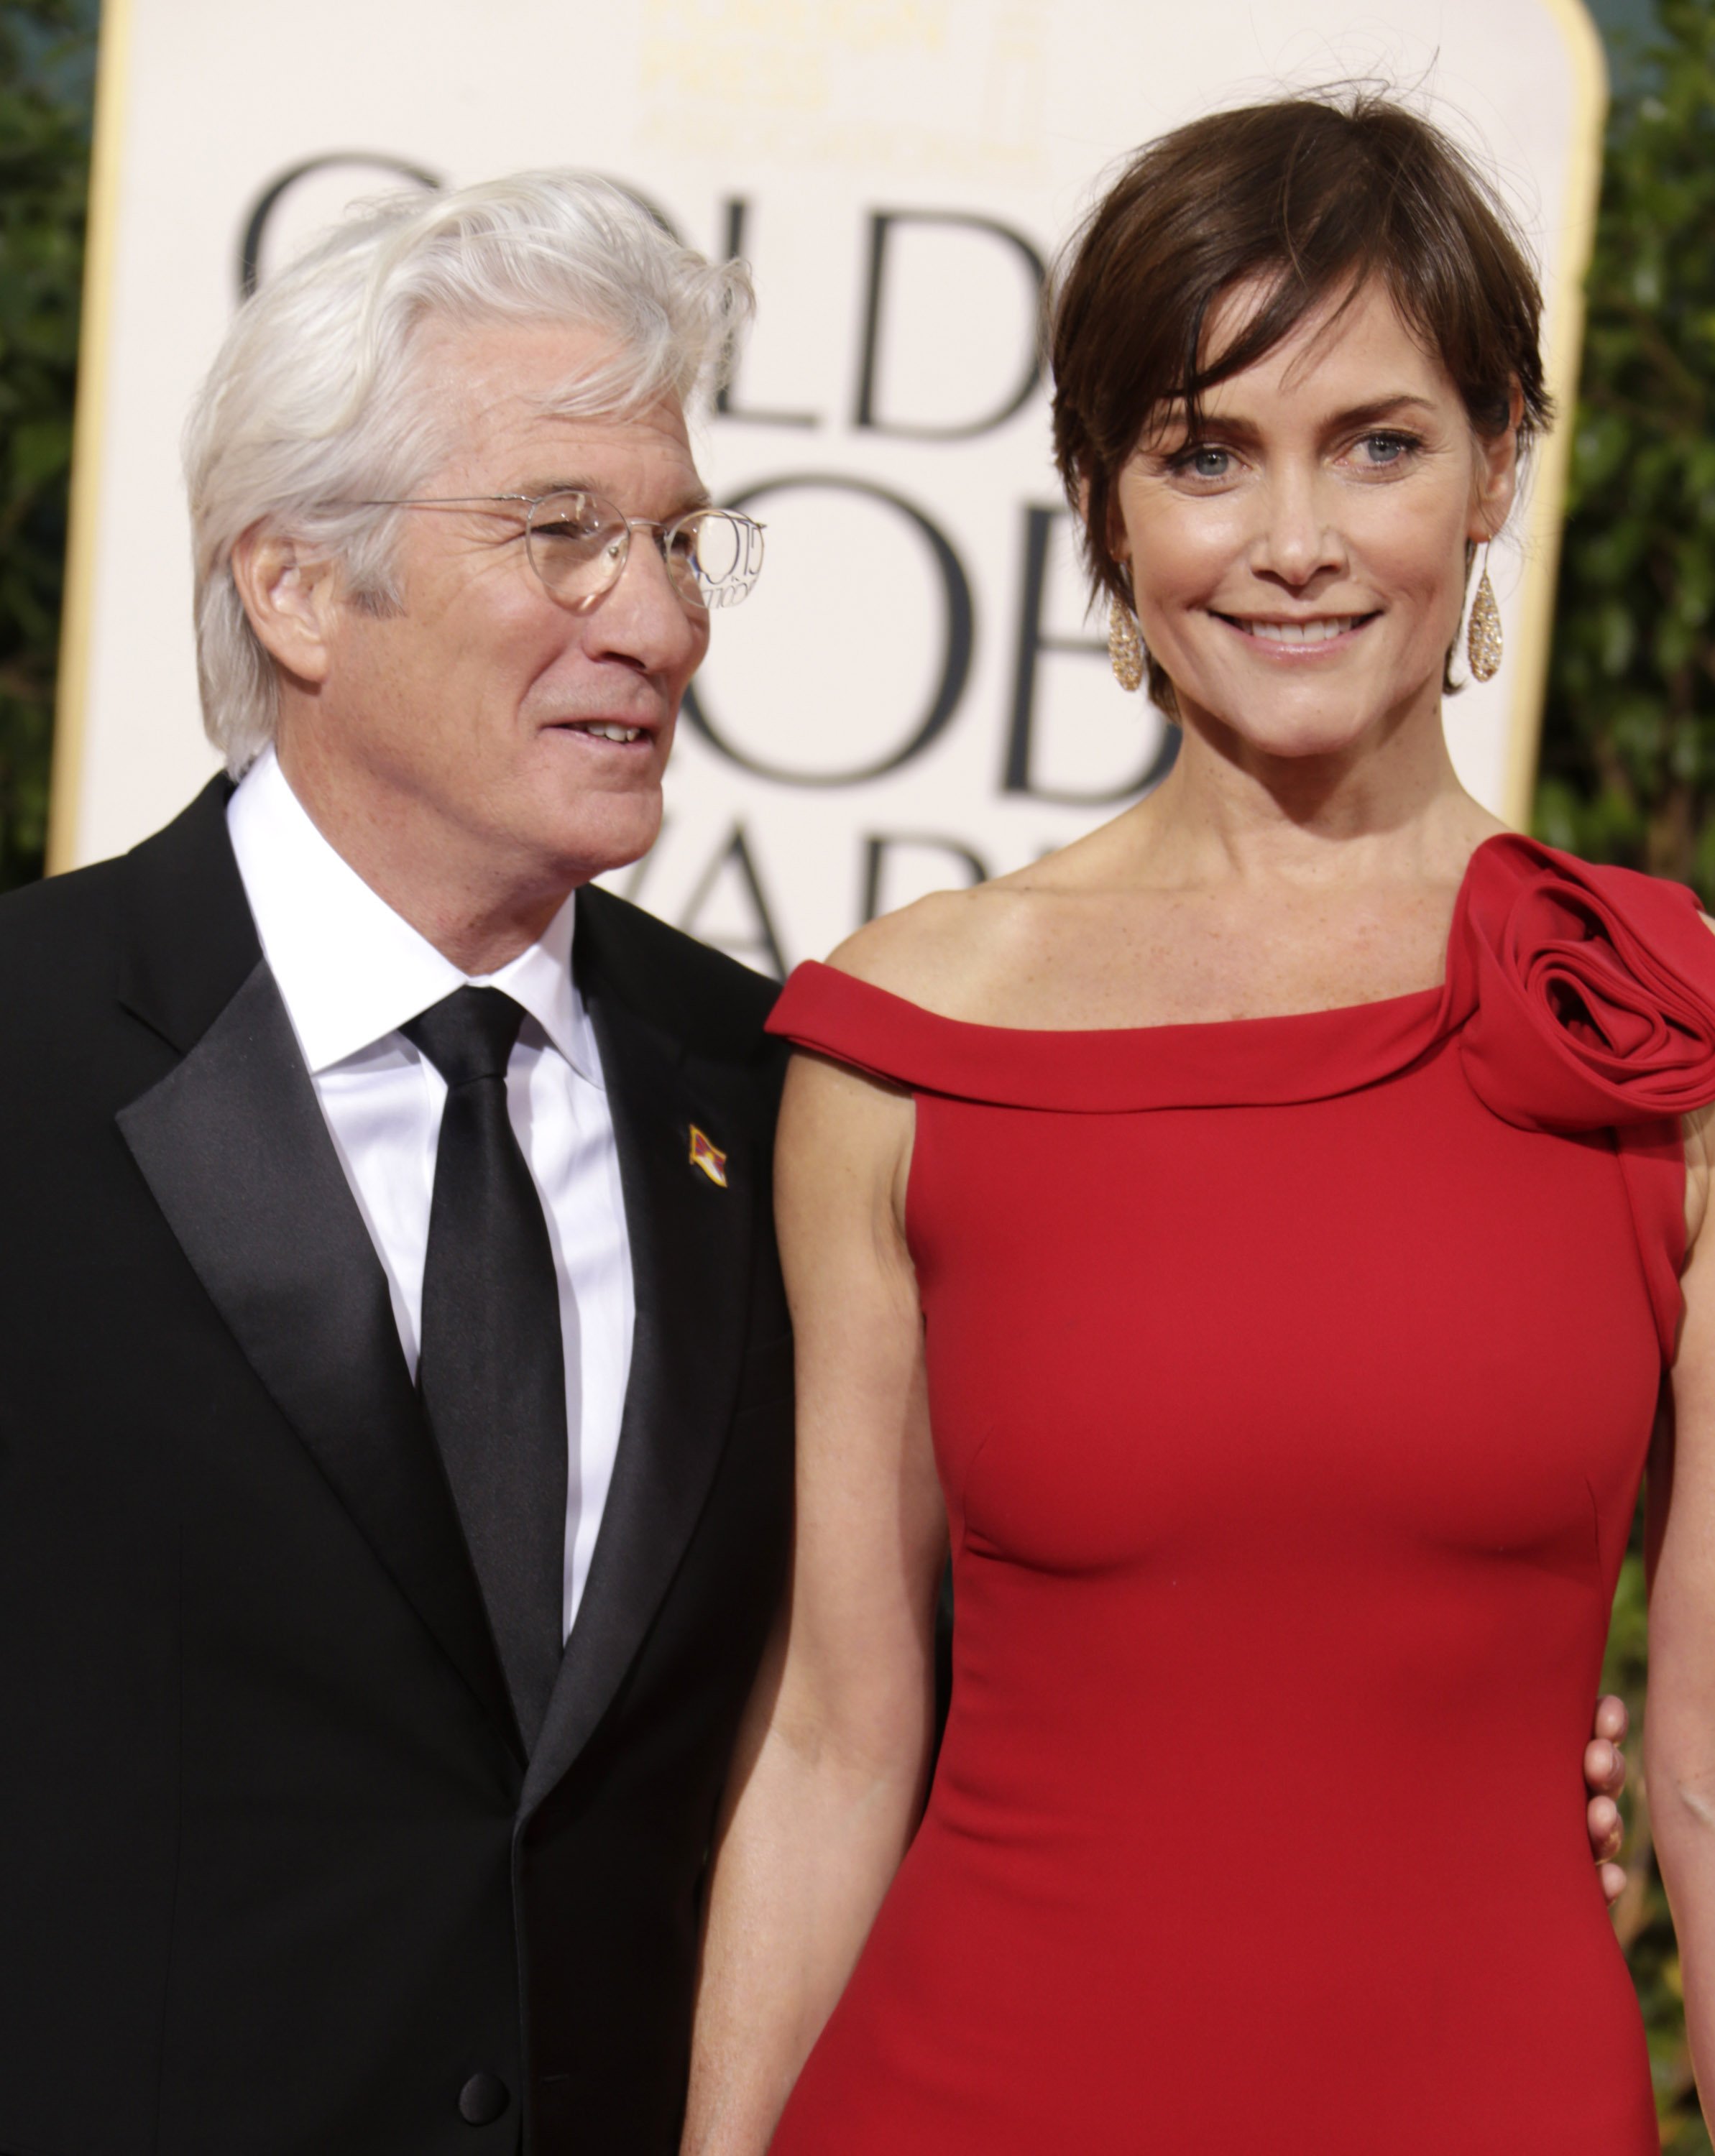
[227,747,634,1641]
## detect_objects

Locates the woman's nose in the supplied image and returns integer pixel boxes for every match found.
[1250,471,1348,588]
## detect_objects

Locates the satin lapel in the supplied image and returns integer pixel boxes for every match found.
[520,962,755,1813]
[118,952,521,1761]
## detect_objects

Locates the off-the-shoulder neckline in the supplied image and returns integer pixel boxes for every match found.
[792,830,1511,1041]
[784,964,1446,1044]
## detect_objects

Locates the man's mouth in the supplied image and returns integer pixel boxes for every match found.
[556,720,648,743]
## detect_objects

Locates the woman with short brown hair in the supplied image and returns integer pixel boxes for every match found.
[1053,95,1550,716]
[682,92,1715,2153]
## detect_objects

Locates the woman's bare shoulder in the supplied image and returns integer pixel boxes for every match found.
[821,883,1045,1023]
[819,819,1139,1021]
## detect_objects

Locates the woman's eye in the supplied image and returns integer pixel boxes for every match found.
[1355,431,1417,467]
[1173,444,1232,479]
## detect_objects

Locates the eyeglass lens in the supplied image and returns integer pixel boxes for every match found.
[526,490,763,611]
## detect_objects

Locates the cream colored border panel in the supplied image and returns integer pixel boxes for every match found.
[1503,0,1608,829]
[47,0,133,875]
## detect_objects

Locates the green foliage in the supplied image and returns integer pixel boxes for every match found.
[1533,2,1715,2137]
[0,0,95,891]
[1536,0,1715,896]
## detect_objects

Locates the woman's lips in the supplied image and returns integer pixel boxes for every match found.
[1215,612,1379,651]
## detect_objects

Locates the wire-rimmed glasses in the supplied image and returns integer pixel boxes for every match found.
[354,488,766,612]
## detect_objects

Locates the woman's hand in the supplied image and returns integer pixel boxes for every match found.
[1584,1695,1628,1905]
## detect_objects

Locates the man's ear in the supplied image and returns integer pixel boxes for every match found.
[230,530,339,686]
[1469,380,1525,544]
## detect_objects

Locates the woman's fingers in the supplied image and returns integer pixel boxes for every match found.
[1584,1736,1628,1800]
[1593,1694,1630,1749]
[1586,1793,1623,1863]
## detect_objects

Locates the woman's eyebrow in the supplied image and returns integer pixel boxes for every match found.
[1179,394,1440,440]
[1136,390,1441,456]
[1319,394,1440,430]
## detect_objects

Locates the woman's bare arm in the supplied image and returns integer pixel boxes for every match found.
[679,1046,948,2155]
[1645,1103,1715,2111]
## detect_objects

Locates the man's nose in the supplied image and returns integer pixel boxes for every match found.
[587,531,706,671]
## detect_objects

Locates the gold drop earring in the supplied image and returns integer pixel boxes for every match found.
[1466,543,1503,683]
[1108,595,1144,693]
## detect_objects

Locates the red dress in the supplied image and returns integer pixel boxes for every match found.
[763,837,1715,2154]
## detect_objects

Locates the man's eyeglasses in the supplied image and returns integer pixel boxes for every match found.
[351,488,765,612]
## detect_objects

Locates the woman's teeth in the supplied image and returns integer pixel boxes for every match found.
[1239,617,1364,644]
[576,722,643,742]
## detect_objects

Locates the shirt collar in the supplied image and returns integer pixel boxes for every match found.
[225,747,599,1084]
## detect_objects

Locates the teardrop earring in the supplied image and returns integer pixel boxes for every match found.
[1108,596,1144,693]
[1466,544,1503,683]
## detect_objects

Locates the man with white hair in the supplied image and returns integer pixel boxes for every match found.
[0,174,788,2156]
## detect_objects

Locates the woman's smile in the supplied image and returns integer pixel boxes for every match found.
[1215,610,1381,652]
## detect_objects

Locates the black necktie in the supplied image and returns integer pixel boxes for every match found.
[404,987,567,1751]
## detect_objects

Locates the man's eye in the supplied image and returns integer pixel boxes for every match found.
[535,517,605,548]
[533,495,613,550]
[533,507,590,532]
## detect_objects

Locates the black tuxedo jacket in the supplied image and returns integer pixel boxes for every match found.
[0,780,794,2156]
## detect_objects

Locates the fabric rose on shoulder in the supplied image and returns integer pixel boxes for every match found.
[1450,834,1715,1134]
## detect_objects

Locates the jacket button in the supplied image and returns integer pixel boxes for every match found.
[459,2072,510,2126]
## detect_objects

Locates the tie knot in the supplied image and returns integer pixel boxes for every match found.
[403,986,525,1087]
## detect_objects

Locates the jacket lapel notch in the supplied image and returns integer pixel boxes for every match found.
[116,775,260,1054]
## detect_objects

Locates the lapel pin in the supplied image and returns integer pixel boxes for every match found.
[689,1125,728,1188]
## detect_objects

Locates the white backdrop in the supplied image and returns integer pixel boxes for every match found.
[52,0,1606,975]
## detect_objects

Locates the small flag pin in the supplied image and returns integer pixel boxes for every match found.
[689,1126,728,1188]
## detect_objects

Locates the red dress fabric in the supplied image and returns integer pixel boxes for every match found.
[762,837,1715,2154]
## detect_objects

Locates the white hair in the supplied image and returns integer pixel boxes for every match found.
[183,170,753,773]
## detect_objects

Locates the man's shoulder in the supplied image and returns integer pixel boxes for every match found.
[0,779,249,1026]
[576,883,782,1062]
[0,854,152,1106]
[0,849,132,985]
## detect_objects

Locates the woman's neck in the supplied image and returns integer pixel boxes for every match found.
[1116,699,1502,895]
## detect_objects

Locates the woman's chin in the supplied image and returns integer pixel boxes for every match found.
[1195,711,1389,767]
[1180,678,1433,768]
